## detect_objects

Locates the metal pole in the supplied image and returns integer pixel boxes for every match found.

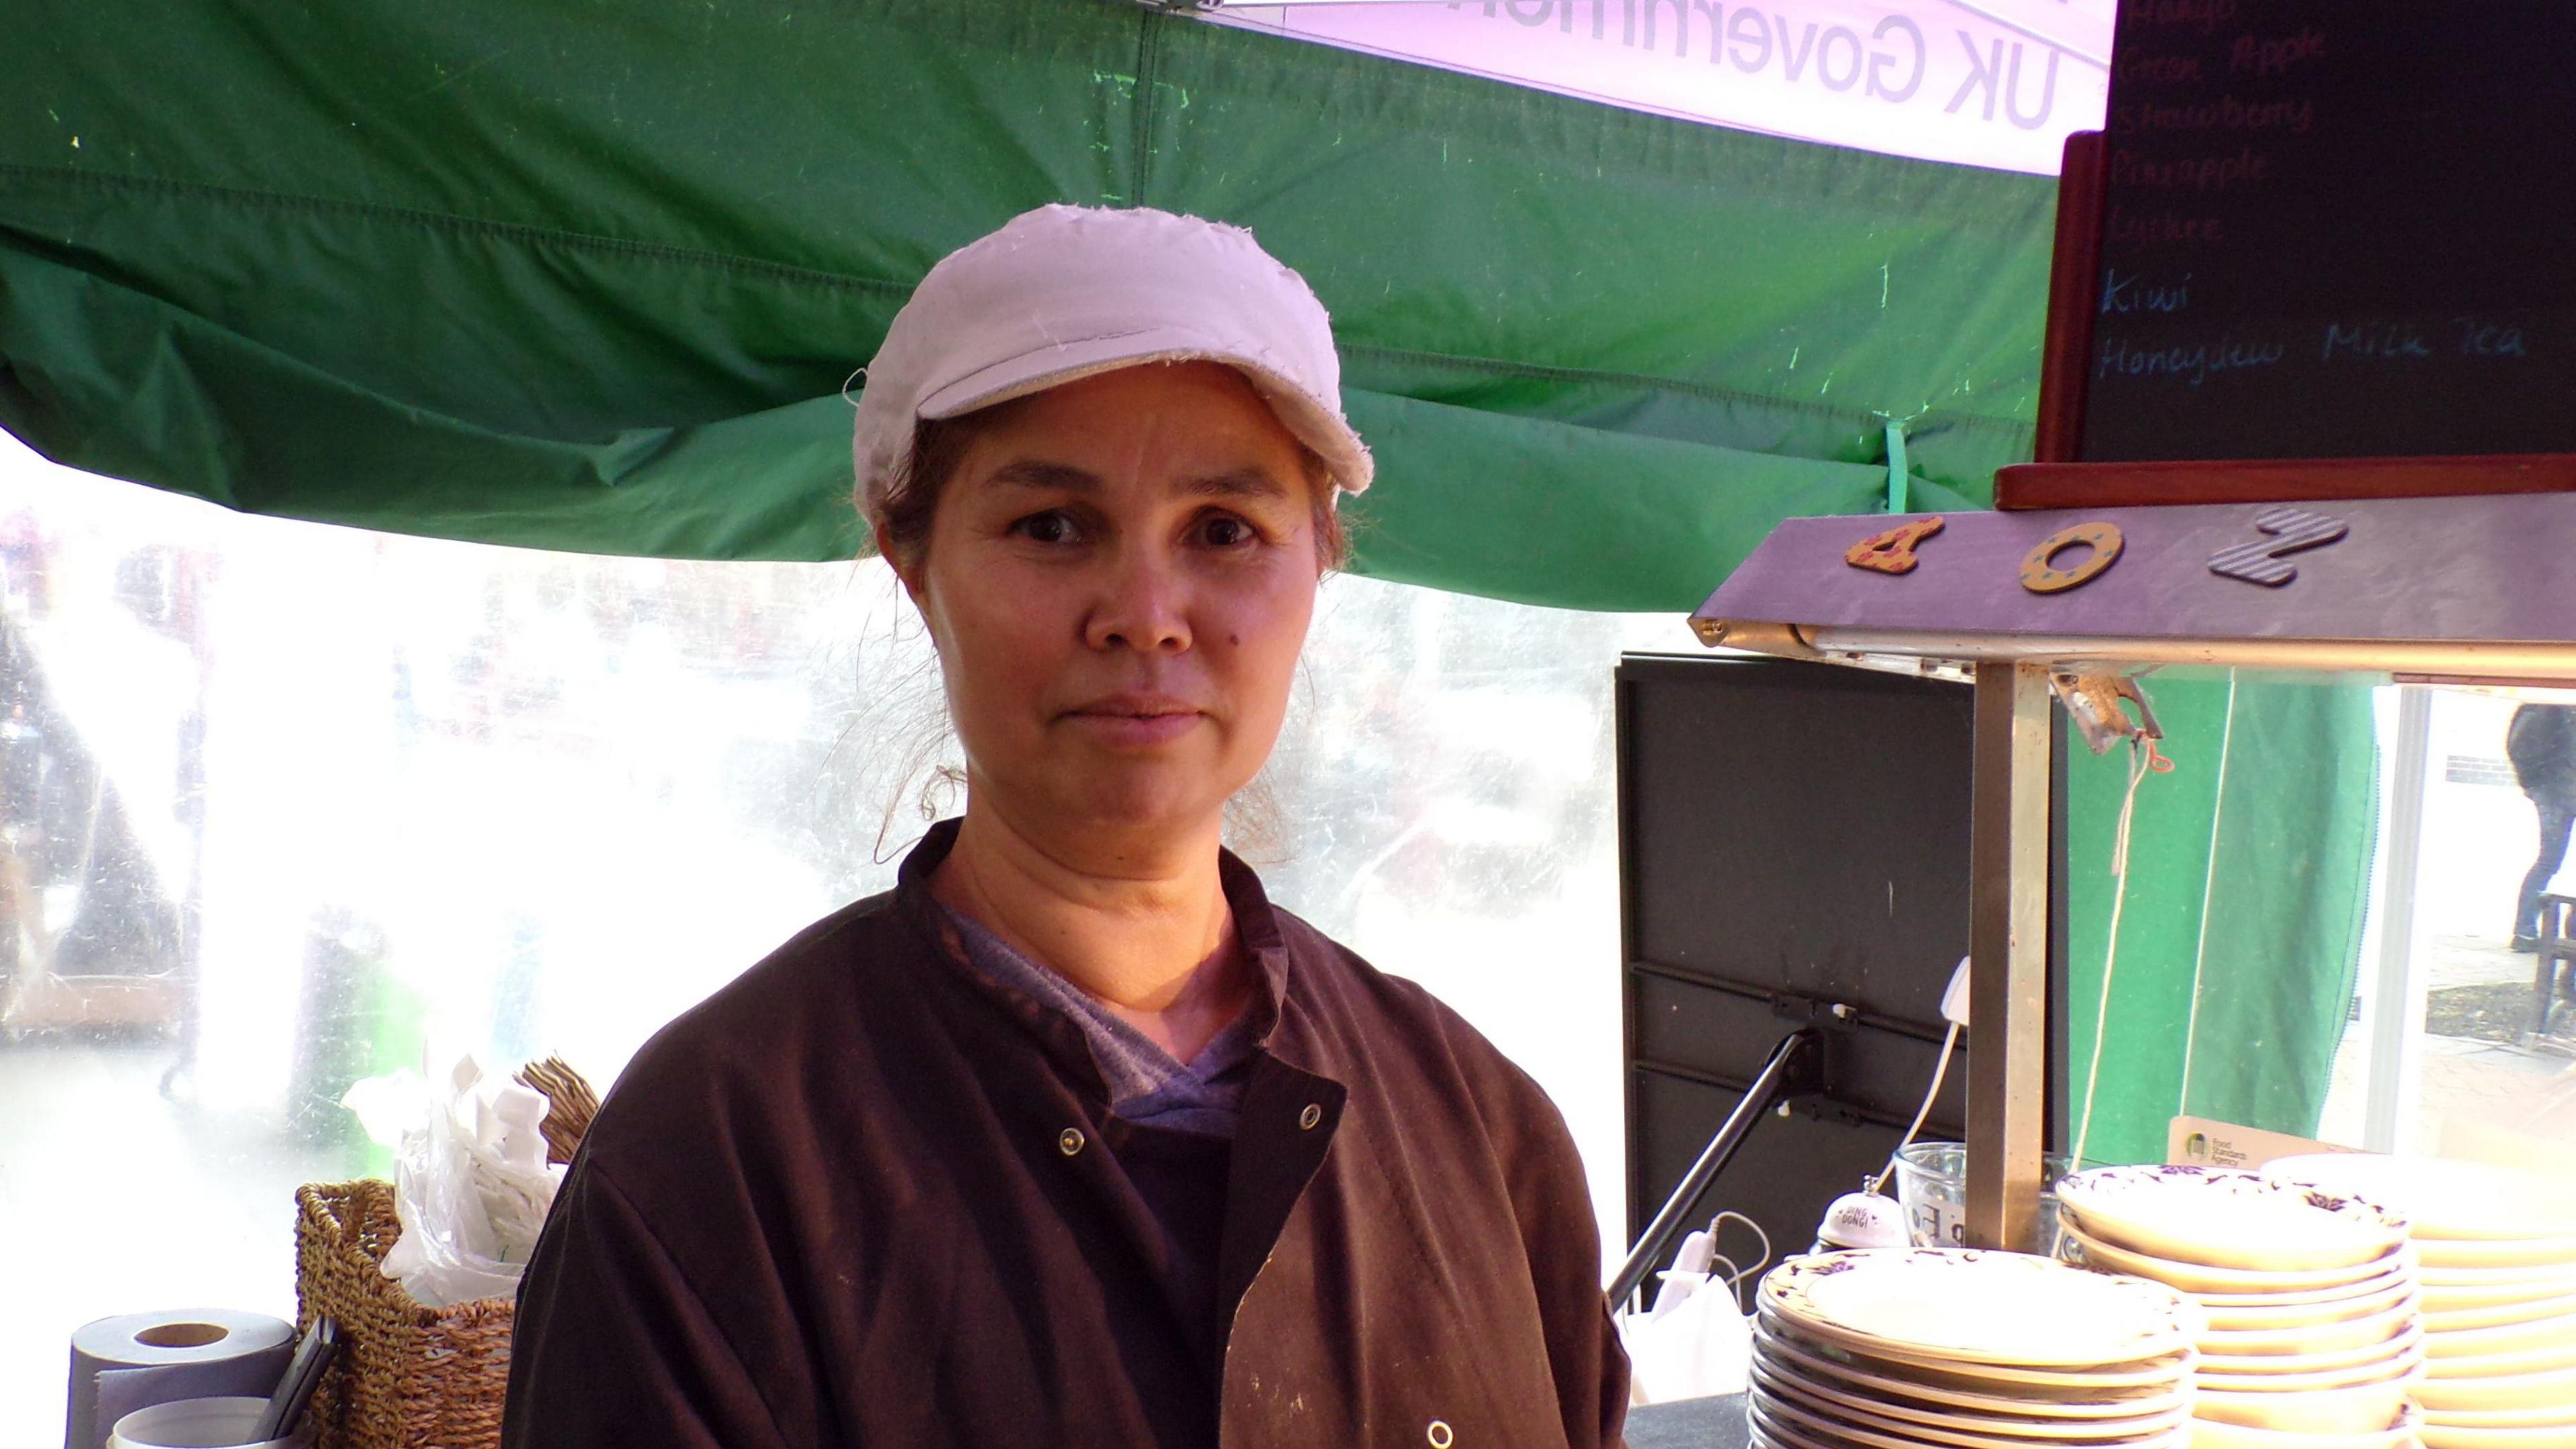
[1967,661,2053,1252]
[1607,1028,1817,1310]
[2363,686,2433,1152]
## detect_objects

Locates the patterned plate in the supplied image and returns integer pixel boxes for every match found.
[2186,1403,2419,1449]
[2410,1364,2576,1413]
[1752,1325,2192,1421]
[2055,1166,2409,1272]
[2428,1292,2576,1335]
[2199,1298,2416,1356]
[1748,1356,2192,1443]
[2422,1424,2576,1448]
[2265,1154,2576,1243]
[2200,1325,2424,1379]
[2059,1219,2407,1296]
[1748,1389,2188,1449]
[1758,1312,2197,1391]
[1759,1250,2201,1371]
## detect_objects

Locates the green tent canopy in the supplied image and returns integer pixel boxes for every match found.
[0,0,2375,1159]
[0,0,2055,613]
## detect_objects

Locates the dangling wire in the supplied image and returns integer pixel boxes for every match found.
[1709,1210,1774,1310]
[1872,1018,1964,1195]
[2073,736,2159,1170]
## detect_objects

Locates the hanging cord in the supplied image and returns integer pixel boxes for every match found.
[1633,1210,1775,1320]
[2072,736,2161,1169]
[1708,1210,1774,1311]
[1870,1018,1964,1196]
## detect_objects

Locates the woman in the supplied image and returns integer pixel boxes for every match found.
[502,205,1627,1448]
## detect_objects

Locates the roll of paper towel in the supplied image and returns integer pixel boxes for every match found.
[66,1309,297,1449]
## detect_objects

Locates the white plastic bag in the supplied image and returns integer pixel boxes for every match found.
[1621,1230,1755,1407]
[342,1055,569,1307]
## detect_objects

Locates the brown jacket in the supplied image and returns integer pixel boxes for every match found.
[503,820,1628,1448]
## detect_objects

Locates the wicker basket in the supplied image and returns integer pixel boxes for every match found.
[291,1058,593,1447]
[292,1179,515,1449]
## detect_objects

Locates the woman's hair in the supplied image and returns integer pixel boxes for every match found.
[868,398,1354,576]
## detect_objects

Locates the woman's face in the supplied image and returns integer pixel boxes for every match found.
[898,362,1324,854]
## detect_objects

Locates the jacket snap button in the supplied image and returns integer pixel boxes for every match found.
[1058,1127,1085,1157]
[1299,1103,1324,1131]
[1426,1420,1453,1448]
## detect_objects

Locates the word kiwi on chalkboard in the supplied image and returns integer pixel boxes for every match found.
[2076,1,2576,466]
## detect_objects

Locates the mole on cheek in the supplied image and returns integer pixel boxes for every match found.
[1228,635,1241,647]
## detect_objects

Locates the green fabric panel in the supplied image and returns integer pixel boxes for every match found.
[2062,678,2380,1169]
[0,0,2051,607]
[1338,391,1892,613]
[1135,16,2050,479]
[0,231,1899,608]
[0,0,1139,281]
[0,239,871,561]
[2184,683,2380,1134]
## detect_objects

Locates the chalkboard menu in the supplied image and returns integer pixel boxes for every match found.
[2080,3,2576,462]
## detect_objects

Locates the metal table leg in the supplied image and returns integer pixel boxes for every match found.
[1966,661,2052,1252]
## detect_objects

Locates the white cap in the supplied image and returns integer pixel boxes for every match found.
[851,203,1373,519]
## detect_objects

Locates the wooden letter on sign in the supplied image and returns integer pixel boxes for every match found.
[2207,508,2349,587]
[1845,516,1945,576]
[2020,522,2125,594]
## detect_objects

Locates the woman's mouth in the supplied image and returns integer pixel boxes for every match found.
[1061,694,1207,747]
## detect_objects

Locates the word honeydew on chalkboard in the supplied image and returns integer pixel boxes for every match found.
[2080,2,2576,463]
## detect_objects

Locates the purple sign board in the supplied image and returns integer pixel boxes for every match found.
[1696,494,2576,648]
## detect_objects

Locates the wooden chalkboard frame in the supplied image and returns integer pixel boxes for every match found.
[1996,133,2576,511]
[2025,131,2106,472]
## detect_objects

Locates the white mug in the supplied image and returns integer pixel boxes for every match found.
[109,1395,312,1449]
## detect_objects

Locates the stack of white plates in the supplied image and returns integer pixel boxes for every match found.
[2268,1153,2576,1448]
[1748,1248,2201,1448]
[2053,1165,2422,1448]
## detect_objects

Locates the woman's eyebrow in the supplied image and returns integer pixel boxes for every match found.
[982,460,1287,501]
[1178,467,1287,501]
[985,459,1102,493]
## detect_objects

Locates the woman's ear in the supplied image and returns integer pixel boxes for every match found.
[873,521,927,606]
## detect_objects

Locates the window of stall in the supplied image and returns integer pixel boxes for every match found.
[0,435,1676,1443]
[2054,670,2576,1178]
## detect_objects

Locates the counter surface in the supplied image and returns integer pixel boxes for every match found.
[1626,1392,1751,1449]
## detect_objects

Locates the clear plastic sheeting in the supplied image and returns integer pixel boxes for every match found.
[2316,686,2576,1173]
[0,437,1671,1445]
[1205,0,2111,174]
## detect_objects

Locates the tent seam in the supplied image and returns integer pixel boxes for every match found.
[1130,8,1163,207]
[0,162,2033,442]
[1343,342,2035,439]
[0,162,915,299]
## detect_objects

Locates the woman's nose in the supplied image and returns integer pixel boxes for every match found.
[1084,547,1191,655]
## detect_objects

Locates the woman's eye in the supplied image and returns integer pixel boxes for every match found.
[1197,515,1256,549]
[1012,511,1080,545]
